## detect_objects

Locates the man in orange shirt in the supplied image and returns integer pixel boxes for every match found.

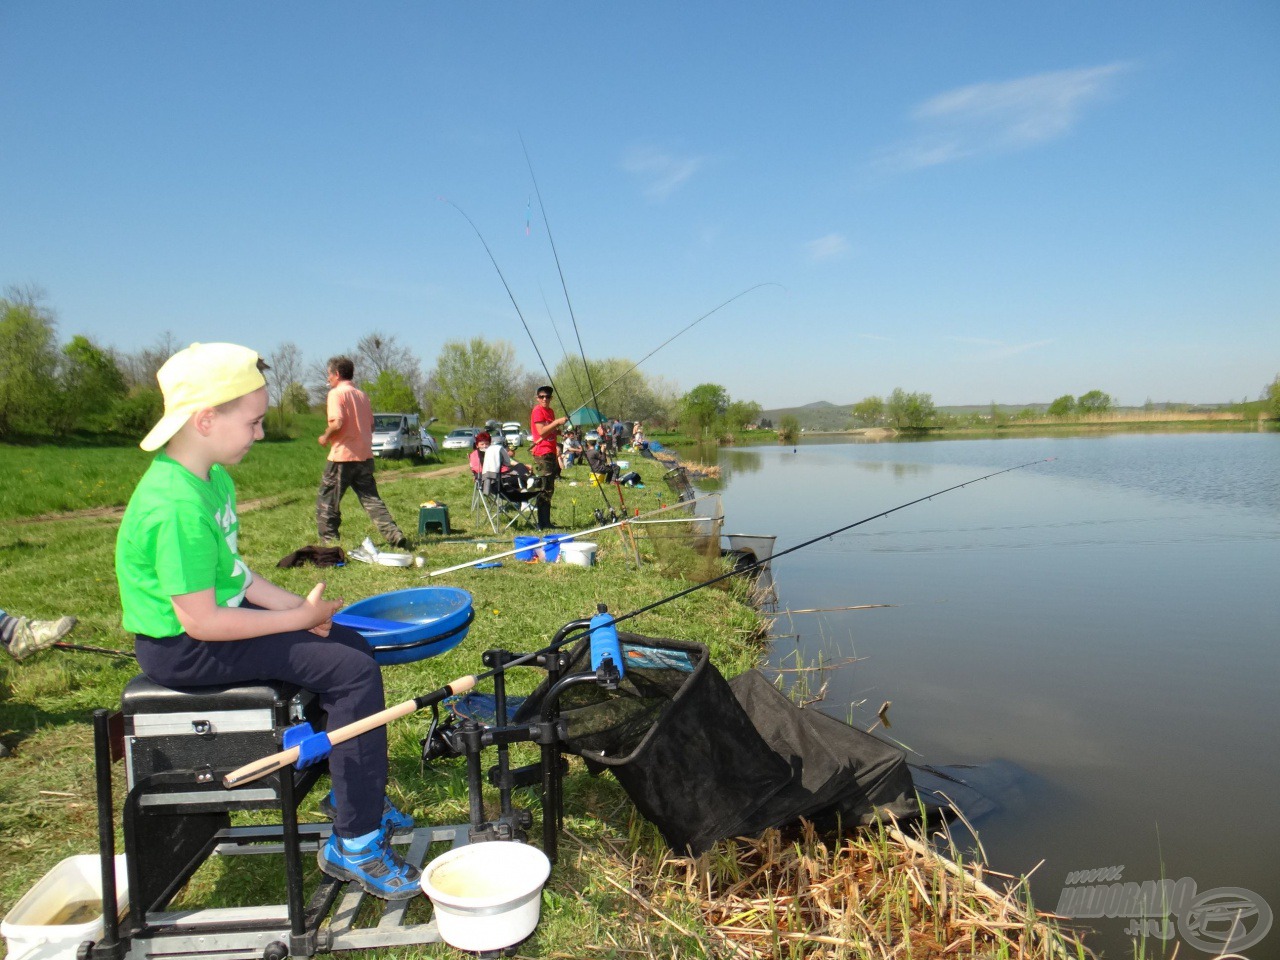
[317,356,410,548]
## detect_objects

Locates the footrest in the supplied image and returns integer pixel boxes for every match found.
[326,824,468,951]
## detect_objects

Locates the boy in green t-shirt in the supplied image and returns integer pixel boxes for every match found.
[116,342,420,900]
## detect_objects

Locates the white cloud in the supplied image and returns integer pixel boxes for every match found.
[947,336,1055,360]
[806,232,851,261]
[621,146,706,200]
[876,62,1131,172]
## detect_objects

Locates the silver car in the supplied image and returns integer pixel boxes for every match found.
[442,427,480,451]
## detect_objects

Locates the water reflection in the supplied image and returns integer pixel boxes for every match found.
[710,433,1280,959]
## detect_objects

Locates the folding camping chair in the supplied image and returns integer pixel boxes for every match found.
[471,471,536,534]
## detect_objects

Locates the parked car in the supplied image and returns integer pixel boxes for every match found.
[501,421,525,448]
[442,427,480,451]
[371,413,422,459]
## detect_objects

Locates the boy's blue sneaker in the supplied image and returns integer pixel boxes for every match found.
[317,831,421,900]
[318,790,415,832]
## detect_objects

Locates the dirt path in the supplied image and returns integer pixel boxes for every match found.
[8,463,471,526]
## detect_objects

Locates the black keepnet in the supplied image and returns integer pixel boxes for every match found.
[517,632,917,854]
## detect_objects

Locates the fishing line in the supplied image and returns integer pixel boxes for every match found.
[439,197,560,395]
[577,282,785,416]
[583,457,1058,638]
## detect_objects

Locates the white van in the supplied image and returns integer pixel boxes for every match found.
[371,413,423,459]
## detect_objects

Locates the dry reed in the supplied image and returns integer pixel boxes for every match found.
[582,817,1092,960]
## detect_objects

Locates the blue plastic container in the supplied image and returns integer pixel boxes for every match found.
[338,587,474,665]
[514,536,541,561]
[539,535,567,563]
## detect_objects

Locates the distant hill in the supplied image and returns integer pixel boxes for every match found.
[760,400,1233,431]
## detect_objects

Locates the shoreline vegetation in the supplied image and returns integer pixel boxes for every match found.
[1,431,1091,958]
[675,409,1275,451]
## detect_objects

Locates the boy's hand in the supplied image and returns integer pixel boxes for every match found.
[303,582,342,637]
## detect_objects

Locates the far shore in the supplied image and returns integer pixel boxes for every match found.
[795,410,1275,440]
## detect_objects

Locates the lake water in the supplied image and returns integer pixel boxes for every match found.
[704,431,1279,958]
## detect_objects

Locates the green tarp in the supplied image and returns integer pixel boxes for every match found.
[568,407,606,427]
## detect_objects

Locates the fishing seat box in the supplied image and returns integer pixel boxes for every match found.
[120,675,327,920]
[122,674,324,796]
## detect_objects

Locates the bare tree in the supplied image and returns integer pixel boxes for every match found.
[119,331,179,389]
[265,342,303,412]
[355,331,424,397]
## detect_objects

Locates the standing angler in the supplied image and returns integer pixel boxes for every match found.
[529,384,568,530]
[317,356,410,549]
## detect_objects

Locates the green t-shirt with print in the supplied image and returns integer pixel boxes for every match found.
[115,454,254,638]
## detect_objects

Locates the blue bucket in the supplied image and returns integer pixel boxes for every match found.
[539,535,567,563]
[514,536,541,561]
[336,587,474,665]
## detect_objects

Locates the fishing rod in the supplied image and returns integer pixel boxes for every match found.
[522,138,784,423]
[54,641,136,659]
[568,281,784,418]
[440,196,617,516]
[520,138,625,516]
[539,283,588,402]
[520,135,606,423]
[224,458,1052,788]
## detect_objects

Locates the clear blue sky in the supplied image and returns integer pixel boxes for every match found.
[3,2,1277,408]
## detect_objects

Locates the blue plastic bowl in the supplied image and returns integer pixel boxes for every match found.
[338,587,474,665]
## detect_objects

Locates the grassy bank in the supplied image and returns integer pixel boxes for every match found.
[1,431,1085,957]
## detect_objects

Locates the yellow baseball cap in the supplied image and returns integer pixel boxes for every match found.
[140,342,269,451]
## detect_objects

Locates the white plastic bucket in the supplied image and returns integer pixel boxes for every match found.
[2,855,128,960]
[559,541,598,567]
[421,841,551,952]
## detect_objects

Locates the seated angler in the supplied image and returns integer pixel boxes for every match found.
[562,430,584,467]
[115,343,420,901]
[585,436,620,484]
[472,432,534,501]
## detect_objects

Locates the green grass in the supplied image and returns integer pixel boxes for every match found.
[0,431,763,953]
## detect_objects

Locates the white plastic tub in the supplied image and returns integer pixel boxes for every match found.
[2,855,128,960]
[559,541,598,567]
[420,841,551,952]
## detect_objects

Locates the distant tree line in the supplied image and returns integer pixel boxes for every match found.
[844,387,1124,431]
[0,287,770,443]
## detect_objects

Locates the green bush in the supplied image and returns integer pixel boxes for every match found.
[107,388,163,438]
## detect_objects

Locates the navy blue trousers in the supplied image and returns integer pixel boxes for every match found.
[134,616,387,838]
